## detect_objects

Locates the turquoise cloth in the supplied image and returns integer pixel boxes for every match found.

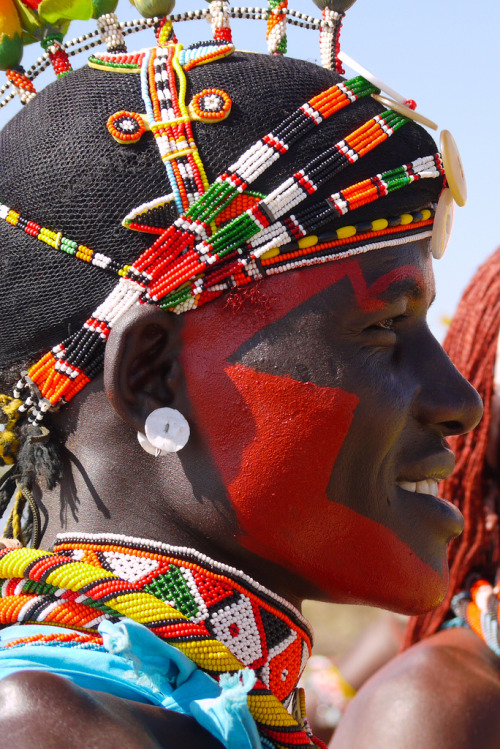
[0,619,262,749]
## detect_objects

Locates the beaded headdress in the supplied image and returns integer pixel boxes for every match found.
[0,1,465,432]
[0,6,470,746]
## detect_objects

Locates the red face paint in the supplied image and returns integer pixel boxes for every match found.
[181,245,458,610]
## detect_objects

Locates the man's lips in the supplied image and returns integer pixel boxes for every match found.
[395,451,463,540]
[396,449,456,491]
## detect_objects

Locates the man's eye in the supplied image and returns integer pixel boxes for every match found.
[374,318,395,330]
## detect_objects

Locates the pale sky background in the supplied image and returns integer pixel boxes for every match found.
[1,0,499,340]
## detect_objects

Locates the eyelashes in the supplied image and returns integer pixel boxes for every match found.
[370,314,409,332]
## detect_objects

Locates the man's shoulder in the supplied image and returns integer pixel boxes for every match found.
[330,628,500,749]
[0,669,224,749]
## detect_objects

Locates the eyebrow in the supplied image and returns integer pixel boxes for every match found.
[365,265,426,309]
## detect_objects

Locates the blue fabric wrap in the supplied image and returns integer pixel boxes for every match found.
[0,619,262,749]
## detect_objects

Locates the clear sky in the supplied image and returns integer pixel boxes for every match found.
[1,0,499,339]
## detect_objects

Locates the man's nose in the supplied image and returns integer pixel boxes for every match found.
[414,334,483,437]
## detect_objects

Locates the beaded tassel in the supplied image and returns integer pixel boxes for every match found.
[96,13,127,54]
[319,8,345,72]
[451,580,500,658]
[5,67,36,104]
[207,0,232,42]
[155,17,177,46]
[41,35,72,78]
[267,0,288,54]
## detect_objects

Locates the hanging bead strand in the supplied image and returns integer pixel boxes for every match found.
[266,0,288,55]
[129,0,177,45]
[155,17,177,45]
[319,8,344,72]
[313,0,357,71]
[96,13,127,53]
[206,0,232,43]
[40,35,72,78]
[5,66,36,104]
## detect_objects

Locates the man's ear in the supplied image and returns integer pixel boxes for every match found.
[103,305,185,433]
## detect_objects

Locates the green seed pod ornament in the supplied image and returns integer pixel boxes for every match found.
[311,0,357,11]
[129,0,176,18]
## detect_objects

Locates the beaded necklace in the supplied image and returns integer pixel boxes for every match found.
[449,579,500,658]
[0,532,327,748]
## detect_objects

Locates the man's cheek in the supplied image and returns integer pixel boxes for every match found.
[198,362,359,556]
[185,360,444,608]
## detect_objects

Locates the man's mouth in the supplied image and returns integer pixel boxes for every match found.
[396,479,439,497]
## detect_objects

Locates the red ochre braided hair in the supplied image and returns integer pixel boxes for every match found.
[405,247,500,646]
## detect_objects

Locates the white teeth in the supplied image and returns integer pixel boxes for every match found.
[397,479,439,497]
[397,481,416,493]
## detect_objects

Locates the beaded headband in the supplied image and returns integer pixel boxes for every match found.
[0,0,466,428]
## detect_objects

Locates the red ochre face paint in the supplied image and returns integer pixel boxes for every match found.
[181,241,469,610]
[223,364,445,614]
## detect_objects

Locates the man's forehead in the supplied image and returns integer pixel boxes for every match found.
[184,243,429,361]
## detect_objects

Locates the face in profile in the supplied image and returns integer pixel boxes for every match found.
[180,237,482,614]
[0,48,481,618]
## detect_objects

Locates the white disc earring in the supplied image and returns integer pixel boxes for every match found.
[137,407,190,455]
[431,188,455,260]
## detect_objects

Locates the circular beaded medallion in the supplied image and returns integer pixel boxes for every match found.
[189,88,232,121]
[107,110,147,144]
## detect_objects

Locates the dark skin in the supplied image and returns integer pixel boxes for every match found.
[0,240,482,748]
[330,628,500,749]
[329,369,500,749]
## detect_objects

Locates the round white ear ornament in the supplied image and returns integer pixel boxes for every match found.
[138,407,190,455]
[440,130,467,207]
[431,188,455,260]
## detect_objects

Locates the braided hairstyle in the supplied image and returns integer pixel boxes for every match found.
[405,247,500,646]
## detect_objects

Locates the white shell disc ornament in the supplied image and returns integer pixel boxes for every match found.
[431,188,455,260]
[338,51,407,104]
[440,130,467,207]
[141,407,191,454]
[371,93,438,131]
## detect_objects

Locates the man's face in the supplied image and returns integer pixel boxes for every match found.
[180,238,482,614]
